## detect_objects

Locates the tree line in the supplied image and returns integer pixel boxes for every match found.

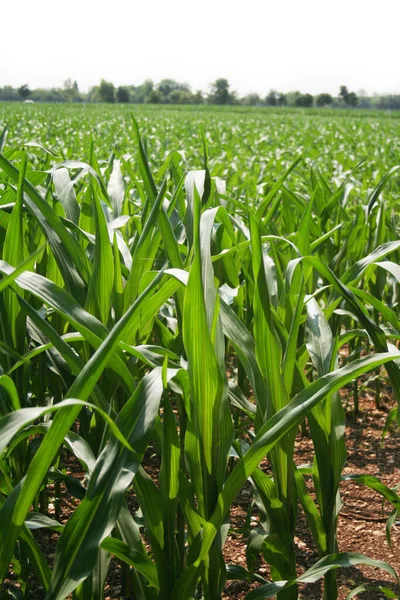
[2,78,400,110]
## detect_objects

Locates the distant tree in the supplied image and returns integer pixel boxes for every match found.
[285,91,301,107]
[316,93,333,107]
[130,80,154,103]
[295,93,314,107]
[266,90,278,106]
[277,93,287,106]
[18,84,31,100]
[168,89,182,104]
[193,90,204,104]
[99,79,115,103]
[0,86,19,101]
[147,89,160,104]
[156,79,194,104]
[142,80,154,97]
[339,86,358,106]
[158,79,180,103]
[356,90,370,108]
[209,78,233,105]
[241,93,261,106]
[30,87,65,102]
[345,91,358,106]
[171,89,197,104]
[116,86,130,103]
[158,79,177,97]
[63,79,80,102]
[87,86,100,102]
[371,94,400,110]
[1,86,14,101]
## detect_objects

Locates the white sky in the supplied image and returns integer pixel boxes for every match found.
[2,0,400,97]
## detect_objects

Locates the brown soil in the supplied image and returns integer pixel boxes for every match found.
[223,391,400,600]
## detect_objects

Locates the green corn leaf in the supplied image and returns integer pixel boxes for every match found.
[47,369,170,600]
[189,351,400,575]
[0,153,90,302]
[101,537,159,589]
[0,270,163,581]
[0,262,135,393]
[52,167,80,225]
[367,165,400,213]
[85,182,114,324]
[245,552,399,599]
[2,151,27,349]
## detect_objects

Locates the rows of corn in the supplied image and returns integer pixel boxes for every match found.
[0,105,400,599]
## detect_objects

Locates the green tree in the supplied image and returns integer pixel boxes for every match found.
[266,90,278,106]
[285,91,301,106]
[116,86,130,103]
[277,93,287,106]
[193,90,204,104]
[0,86,19,101]
[63,79,80,102]
[18,84,31,100]
[169,89,195,104]
[30,87,65,102]
[241,93,261,106]
[209,78,233,105]
[147,89,160,104]
[339,86,358,106]
[88,86,100,102]
[295,93,314,107]
[316,93,333,107]
[99,79,115,103]
[346,91,358,106]
[130,80,154,103]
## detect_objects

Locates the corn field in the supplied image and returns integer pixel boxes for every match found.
[0,103,399,599]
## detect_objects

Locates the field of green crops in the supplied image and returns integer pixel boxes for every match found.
[0,103,400,600]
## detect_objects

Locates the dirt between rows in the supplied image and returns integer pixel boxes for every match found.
[222,391,400,600]
[2,390,399,600]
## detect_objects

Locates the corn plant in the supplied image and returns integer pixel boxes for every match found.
[0,110,399,600]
